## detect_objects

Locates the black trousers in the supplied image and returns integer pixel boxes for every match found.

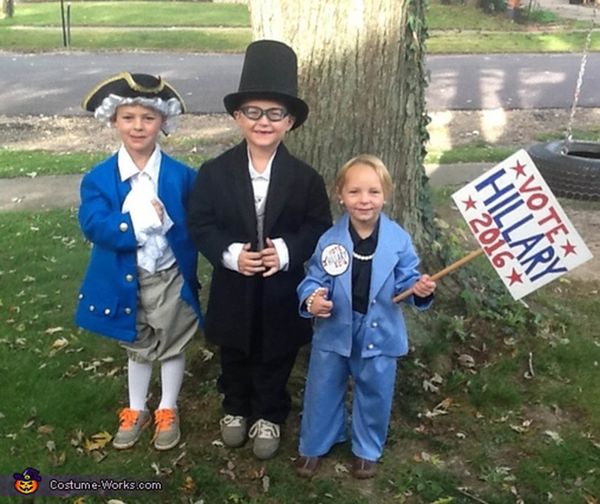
[216,278,300,424]
[218,345,299,425]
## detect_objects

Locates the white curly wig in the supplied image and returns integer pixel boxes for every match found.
[93,94,183,135]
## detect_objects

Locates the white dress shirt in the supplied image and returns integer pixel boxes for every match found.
[222,149,289,272]
[119,145,175,273]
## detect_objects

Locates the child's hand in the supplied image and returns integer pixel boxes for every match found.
[151,199,164,222]
[306,287,333,318]
[238,242,265,276]
[412,274,436,297]
[261,238,280,277]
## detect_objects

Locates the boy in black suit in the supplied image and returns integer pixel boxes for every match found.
[188,40,331,460]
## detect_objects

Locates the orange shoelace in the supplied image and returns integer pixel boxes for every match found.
[118,408,140,430]
[154,409,176,432]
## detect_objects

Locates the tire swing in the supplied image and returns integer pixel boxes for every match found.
[526,11,600,201]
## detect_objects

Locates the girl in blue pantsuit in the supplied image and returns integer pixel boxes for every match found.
[294,154,437,479]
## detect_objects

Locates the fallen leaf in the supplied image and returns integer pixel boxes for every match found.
[171,450,186,467]
[422,379,440,393]
[46,327,65,335]
[457,353,475,368]
[180,475,196,494]
[334,462,349,474]
[38,425,54,435]
[219,468,236,480]
[70,429,84,447]
[544,430,563,444]
[84,431,112,452]
[510,424,527,434]
[90,450,107,463]
[49,450,66,467]
[201,348,214,361]
[262,475,270,493]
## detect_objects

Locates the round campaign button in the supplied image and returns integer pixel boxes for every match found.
[321,243,350,276]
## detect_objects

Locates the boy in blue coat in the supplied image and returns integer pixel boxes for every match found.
[75,72,202,451]
[294,154,436,478]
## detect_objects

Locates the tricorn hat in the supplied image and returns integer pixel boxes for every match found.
[81,72,186,113]
[223,40,308,129]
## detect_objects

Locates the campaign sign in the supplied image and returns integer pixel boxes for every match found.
[451,149,593,300]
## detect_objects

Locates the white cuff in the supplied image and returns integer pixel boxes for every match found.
[270,237,289,271]
[222,242,244,272]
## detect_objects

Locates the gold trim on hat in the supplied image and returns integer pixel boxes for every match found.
[81,72,187,113]
[124,72,165,93]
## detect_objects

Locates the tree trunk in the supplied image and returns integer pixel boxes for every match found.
[249,0,436,254]
[2,0,15,18]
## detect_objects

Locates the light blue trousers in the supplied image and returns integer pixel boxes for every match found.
[299,312,397,461]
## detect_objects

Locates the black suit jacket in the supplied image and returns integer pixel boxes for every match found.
[188,141,332,360]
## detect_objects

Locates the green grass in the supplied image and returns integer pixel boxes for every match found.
[425,141,517,165]
[423,124,600,165]
[1,207,599,502]
[0,1,250,27]
[0,150,105,178]
[0,150,207,178]
[1,0,599,53]
[427,2,574,30]
[429,30,600,53]
[0,25,251,52]
[535,127,600,143]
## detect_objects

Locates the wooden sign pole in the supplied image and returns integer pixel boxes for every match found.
[393,248,484,303]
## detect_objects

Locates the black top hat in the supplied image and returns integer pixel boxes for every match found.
[81,72,186,113]
[223,40,308,130]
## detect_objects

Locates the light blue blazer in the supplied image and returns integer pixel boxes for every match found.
[297,213,431,358]
[75,152,203,342]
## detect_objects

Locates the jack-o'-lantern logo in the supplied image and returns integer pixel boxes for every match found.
[13,467,41,495]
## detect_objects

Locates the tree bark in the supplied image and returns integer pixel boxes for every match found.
[2,0,15,18]
[248,0,436,253]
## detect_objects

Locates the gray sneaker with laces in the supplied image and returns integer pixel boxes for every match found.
[219,414,248,447]
[112,408,151,450]
[249,419,280,460]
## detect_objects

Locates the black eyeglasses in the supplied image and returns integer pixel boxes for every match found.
[239,106,289,122]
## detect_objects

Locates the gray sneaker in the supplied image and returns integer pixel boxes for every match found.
[153,408,180,451]
[249,419,280,460]
[219,415,248,447]
[112,408,151,449]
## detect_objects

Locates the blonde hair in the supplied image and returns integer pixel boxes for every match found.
[335,154,394,200]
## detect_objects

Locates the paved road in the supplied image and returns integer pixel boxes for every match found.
[1,51,599,115]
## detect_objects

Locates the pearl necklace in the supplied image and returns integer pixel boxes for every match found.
[353,251,375,261]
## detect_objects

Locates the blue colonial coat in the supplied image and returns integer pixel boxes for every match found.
[297,213,431,359]
[75,151,202,342]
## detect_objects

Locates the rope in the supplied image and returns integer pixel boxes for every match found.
[565,4,597,147]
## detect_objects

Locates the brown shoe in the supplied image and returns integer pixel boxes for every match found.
[294,455,321,478]
[352,456,377,479]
